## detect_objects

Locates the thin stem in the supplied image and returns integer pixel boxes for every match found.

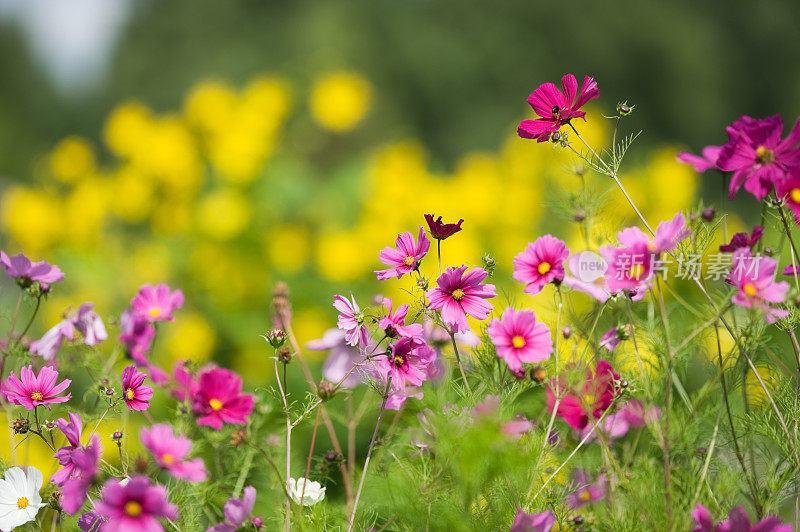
[437,239,442,274]
[275,356,292,532]
[449,330,472,395]
[299,407,321,506]
[14,295,42,345]
[654,278,673,528]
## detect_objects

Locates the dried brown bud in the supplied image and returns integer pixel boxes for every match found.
[278,347,292,364]
[230,429,248,447]
[12,418,29,434]
[134,455,149,474]
[530,366,547,383]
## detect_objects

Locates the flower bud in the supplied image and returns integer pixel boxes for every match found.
[573,209,586,222]
[278,347,292,364]
[530,366,547,383]
[573,515,585,524]
[271,282,292,326]
[12,418,29,434]
[764,247,774,257]
[616,101,634,116]
[618,378,629,389]
[481,254,496,277]
[105,388,115,396]
[513,368,527,380]
[112,431,123,442]
[39,282,50,294]
[135,455,149,474]
[230,429,248,447]
[317,380,337,401]
[324,452,340,462]
[701,208,715,221]
[49,490,62,511]
[416,277,429,291]
[562,326,572,339]
[264,328,286,349]
[253,517,263,530]
[551,131,561,142]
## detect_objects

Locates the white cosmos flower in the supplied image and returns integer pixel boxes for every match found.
[0,466,47,532]
[287,477,326,506]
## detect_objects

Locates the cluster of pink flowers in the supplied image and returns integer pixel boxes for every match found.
[172,363,254,430]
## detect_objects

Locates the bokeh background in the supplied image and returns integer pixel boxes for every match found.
[1,0,799,477]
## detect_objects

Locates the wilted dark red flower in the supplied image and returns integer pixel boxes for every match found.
[719,226,763,253]
[424,214,463,240]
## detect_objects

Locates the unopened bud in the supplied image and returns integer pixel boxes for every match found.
[573,515,585,524]
[551,131,561,142]
[562,326,572,339]
[573,209,586,222]
[253,517,263,530]
[39,282,50,294]
[701,208,715,221]
[416,277,429,291]
[513,368,527,380]
[230,429,248,447]
[12,418,29,434]
[616,101,634,116]
[112,431,123,442]
[324,452,340,462]
[105,388,115,396]
[264,329,286,349]
[317,380,337,401]
[135,455,149,474]
[764,247,774,257]
[530,366,547,383]
[618,378,629,389]
[481,254,496,277]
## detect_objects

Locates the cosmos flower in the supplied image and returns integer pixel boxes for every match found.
[287,478,326,506]
[77,510,106,531]
[719,226,763,253]
[2,365,71,409]
[333,294,370,348]
[424,214,464,240]
[206,486,258,532]
[0,466,47,531]
[567,469,606,509]
[384,386,424,411]
[487,307,553,372]
[122,365,154,412]
[510,508,557,532]
[0,251,65,285]
[546,360,620,431]
[774,172,800,224]
[518,74,600,142]
[94,476,178,531]
[726,248,789,323]
[131,283,184,322]
[378,298,424,339]
[513,235,570,296]
[375,226,430,280]
[691,504,791,532]
[717,115,800,200]
[29,303,107,361]
[373,336,437,393]
[141,424,208,482]
[427,265,496,333]
[599,325,633,352]
[677,145,722,172]
[191,368,254,430]
[308,329,365,388]
[581,400,660,442]
[119,308,156,362]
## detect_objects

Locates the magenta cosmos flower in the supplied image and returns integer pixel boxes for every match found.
[191,368,254,430]
[691,504,791,532]
[375,225,430,280]
[546,360,620,431]
[677,145,722,172]
[2,365,71,409]
[775,172,800,223]
[581,400,659,443]
[333,294,370,348]
[131,283,184,322]
[518,74,600,142]
[726,248,789,323]
[600,213,688,293]
[119,308,156,362]
[0,251,65,285]
[141,424,207,482]
[719,226,763,253]
[94,476,178,531]
[487,308,553,372]
[207,486,259,532]
[567,469,606,509]
[513,235,570,295]
[122,365,154,412]
[378,297,424,339]
[717,115,800,200]
[373,336,437,393]
[51,412,102,514]
[427,265,496,333]
[424,214,463,240]
[510,509,557,532]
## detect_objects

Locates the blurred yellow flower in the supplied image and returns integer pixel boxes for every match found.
[50,136,96,183]
[266,224,311,273]
[310,72,372,132]
[196,189,252,240]
[164,312,217,365]
[745,364,780,409]
[183,80,238,132]
[0,186,62,253]
[104,101,153,159]
[112,165,155,223]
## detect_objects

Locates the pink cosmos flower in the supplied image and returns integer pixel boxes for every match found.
[546,360,620,431]
[51,413,102,514]
[518,74,600,142]
[308,329,365,388]
[191,368,254,430]
[333,294,370,348]
[0,251,65,285]
[384,386,424,411]
[122,365,154,412]
[726,248,789,323]
[373,336,437,393]
[94,476,178,531]
[581,400,660,442]
[600,213,689,293]
[775,172,800,223]
[119,309,156,362]
[207,486,258,532]
[567,469,606,509]
[427,265,496,333]
[677,145,722,172]
[375,226,430,280]
[29,303,107,361]
[171,360,203,402]
[717,115,800,200]
[2,365,71,409]
[719,226,763,253]
[691,504,791,532]
[378,298,424,339]
[131,283,184,322]
[487,307,553,372]
[424,214,463,240]
[599,325,633,352]
[513,235,570,295]
[141,424,207,482]
[510,509,557,532]
[51,413,100,486]
[78,510,105,531]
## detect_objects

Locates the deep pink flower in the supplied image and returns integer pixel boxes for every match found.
[718,115,800,200]
[518,74,600,142]
[30,303,107,360]
[333,294,370,348]
[171,360,202,402]
[94,476,178,531]
[726,248,789,323]
[119,309,156,361]
[373,336,437,393]
[378,298,424,339]
[546,360,620,431]
[427,265,496,333]
[677,145,722,172]
[775,172,800,223]
[510,508,557,532]
[719,226,763,253]
[487,307,553,372]
[691,504,791,532]
[581,400,660,442]
[1,365,71,409]
[424,214,463,240]
[600,213,688,293]
[51,413,98,485]
[192,368,254,430]
[567,469,606,509]
[0,250,65,285]
[783,265,800,276]
[207,486,258,532]
[375,226,430,280]
[122,365,154,412]
[599,325,633,352]
[513,235,570,295]
[51,413,102,514]
[141,424,207,482]
[131,283,184,322]
[308,329,365,388]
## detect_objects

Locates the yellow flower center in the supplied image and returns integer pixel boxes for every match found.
[451,288,465,301]
[403,256,415,267]
[583,394,596,407]
[125,501,143,517]
[209,398,223,411]
[628,264,645,280]
[126,388,135,400]
[537,262,551,275]
[511,335,526,349]
[162,453,175,465]
[17,497,28,509]
[647,242,657,252]
[392,355,405,367]
[756,145,774,163]
[30,392,43,401]
[148,308,161,318]
[579,491,592,502]
[790,188,800,204]
[743,283,757,297]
